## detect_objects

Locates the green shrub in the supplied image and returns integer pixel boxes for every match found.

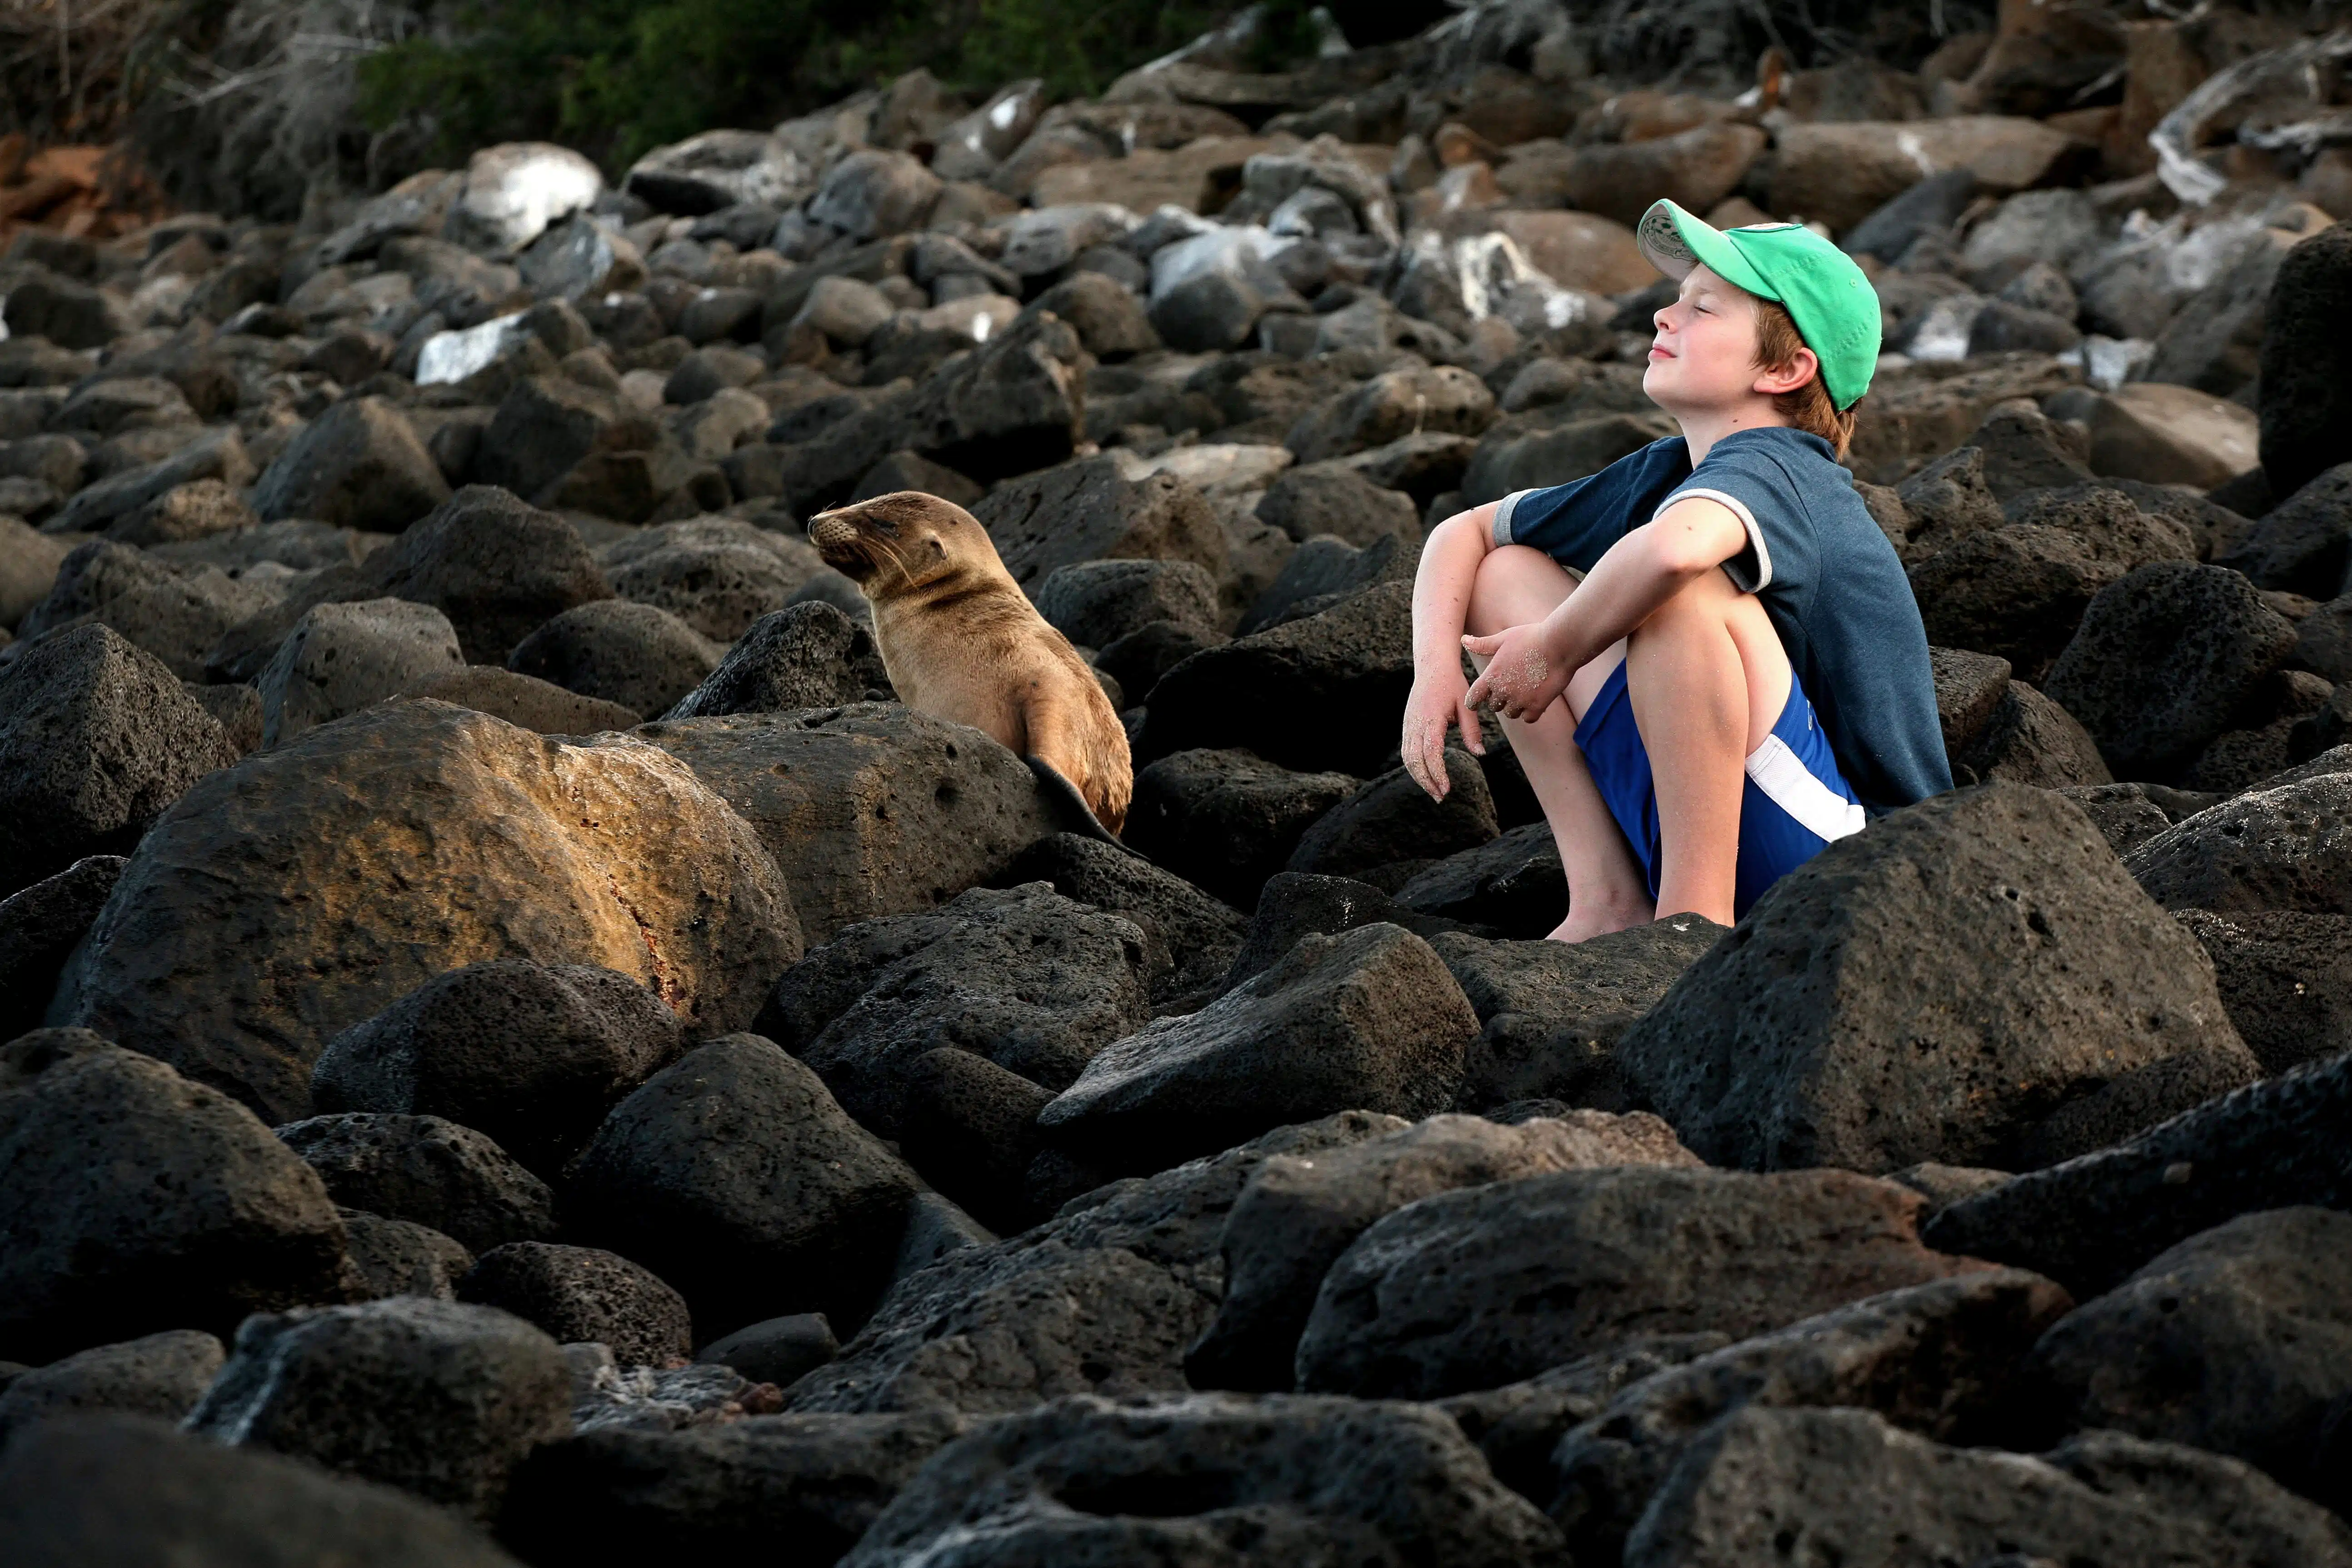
[356,0,1321,173]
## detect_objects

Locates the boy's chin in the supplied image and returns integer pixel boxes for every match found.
[1641,362,1694,410]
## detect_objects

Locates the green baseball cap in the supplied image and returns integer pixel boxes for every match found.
[1635,199,1882,411]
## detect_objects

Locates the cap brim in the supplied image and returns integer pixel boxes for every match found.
[1637,200,1779,302]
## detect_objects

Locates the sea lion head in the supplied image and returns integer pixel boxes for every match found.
[807,491,995,598]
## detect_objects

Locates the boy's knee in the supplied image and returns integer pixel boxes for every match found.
[1468,544,1572,632]
[1632,572,1733,644]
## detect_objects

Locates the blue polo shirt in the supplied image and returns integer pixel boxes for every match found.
[1492,426,1951,814]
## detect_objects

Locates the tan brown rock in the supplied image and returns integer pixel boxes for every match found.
[1440,209,1654,295]
[1030,137,1283,215]
[1768,116,2084,234]
[55,699,799,1124]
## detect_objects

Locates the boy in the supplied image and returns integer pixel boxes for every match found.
[1402,199,1949,942]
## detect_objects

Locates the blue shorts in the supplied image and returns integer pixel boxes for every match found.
[1572,661,1866,920]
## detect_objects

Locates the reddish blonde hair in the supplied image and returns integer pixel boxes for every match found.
[1752,298,1858,462]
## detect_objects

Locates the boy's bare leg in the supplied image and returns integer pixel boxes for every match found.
[1623,567,1792,925]
[1466,545,1656,942]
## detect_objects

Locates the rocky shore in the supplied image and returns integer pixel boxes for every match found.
[3,1,2352,1563]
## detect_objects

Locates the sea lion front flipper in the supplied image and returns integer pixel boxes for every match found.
[1024,755,1140,855]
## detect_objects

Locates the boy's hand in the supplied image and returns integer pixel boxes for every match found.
[1402,666,1483,801]
[1463,623,1570,723]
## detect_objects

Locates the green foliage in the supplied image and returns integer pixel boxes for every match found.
[356,0,1293,174]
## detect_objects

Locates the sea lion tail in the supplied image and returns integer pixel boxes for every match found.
[1025,754,1142,857]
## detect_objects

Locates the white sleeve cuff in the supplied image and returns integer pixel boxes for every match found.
[1492,489,1535,549]
[1659,486,1772,591]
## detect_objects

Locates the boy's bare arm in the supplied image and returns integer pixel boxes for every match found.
[1403,502,1501,799]
[1464,496,1750,721]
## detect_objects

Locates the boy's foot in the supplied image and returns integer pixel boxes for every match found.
[1546,893,1656,944]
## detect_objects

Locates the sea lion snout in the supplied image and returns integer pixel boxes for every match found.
[809,493,979,591]
[807,509,882,576]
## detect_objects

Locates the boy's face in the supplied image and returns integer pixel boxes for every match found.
[1643,264,1769,414]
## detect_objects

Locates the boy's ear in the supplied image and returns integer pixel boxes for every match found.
[1753,345,1820,397]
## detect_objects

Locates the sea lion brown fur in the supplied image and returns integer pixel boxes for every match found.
[808,490,1133,834]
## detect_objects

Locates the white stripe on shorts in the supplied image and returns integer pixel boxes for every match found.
[1745,734,1866,844]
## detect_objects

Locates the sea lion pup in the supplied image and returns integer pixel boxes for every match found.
[808,489,1133,835]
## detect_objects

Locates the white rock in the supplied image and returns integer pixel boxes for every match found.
[445,142,604,255]
[1148,224,1280,303]
[415,314,533,387]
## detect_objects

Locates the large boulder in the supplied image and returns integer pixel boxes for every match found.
[1397,822,1569,938]
[458,1243,693,1368]
[658,603,890,720]
[1432,919,1725,1110]
[1123,748,1360,909]
[0,623,236,894]
[2173,909,2352,1074]
[184,1296,571,1522]
[1434,1337,1734,1504]
[0,1329,225,1441]
[1031,558,1221,650]
[994,831,1248,1004]
[53,700,797,1124]
[564,1034,922,1335]
[342,1210,476,1303]
[2043,562,2299,780]
[411,665,641,734]
[1286,366,1498,464]
[2128,773,2352,915]
[788,1111,1406,1417]
[43,427,257,538]
[2257,218,2352,504]
[2024,1207,2352,1500]
[1139,579,1414,776]
[249,397,450,533]
[1294,1166,1987,1399]
[1284,758,1498,883]
[275,1113,557,1255]
[758,882,1151,1143]
[1550,1269,2077,1564]
[1617,784,2253,1174]
[1189,1111,1700,1392]
[354,486,614,664]
[310,960,683,1181]
[0,856,125,1038]
[0,1029,350,1363]
[836,1393,1565,1568]
[499,1409,968,1561]
[1766,115,2081,233]
[1039,924,1478,1175]
[1254,460,1422,549]
[207,486,614,679]
[2218,464,2352,600]
[1923,1050,2352,1297]
[508,600,724,720]
[971,450,1225,593]
[0,516,72,627]
[606,538,811,643]
[1907,524,2123,679]
[635,705,1060,943]
[1624,1406,2352,1568]
[0,1413,525,1566]
[1462,411,1681,511]
[255,597,465,749]
[20,539,272,679]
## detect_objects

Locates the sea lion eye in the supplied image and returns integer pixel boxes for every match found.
[931,539,946,555]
